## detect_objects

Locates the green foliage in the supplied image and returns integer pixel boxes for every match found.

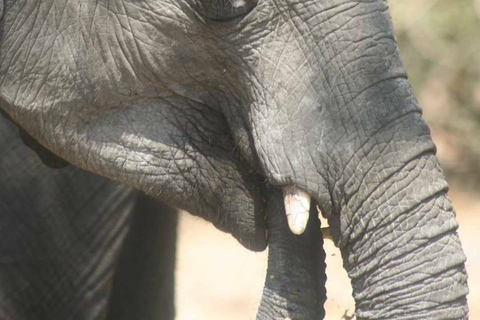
[390,0,480,189]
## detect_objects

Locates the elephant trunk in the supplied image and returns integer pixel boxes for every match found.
[256,188,326,320]
[338,148,469,318]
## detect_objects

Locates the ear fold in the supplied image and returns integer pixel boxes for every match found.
[0,110,69,169]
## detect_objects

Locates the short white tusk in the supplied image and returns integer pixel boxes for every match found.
[282,186,311,235]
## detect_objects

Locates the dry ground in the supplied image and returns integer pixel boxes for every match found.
[175,189,479,320]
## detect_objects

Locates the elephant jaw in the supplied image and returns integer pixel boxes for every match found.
[282,186,311,235]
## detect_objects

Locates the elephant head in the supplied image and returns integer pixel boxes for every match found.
[0,0,469,318]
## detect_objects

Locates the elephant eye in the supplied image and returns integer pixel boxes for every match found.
[201,0,258,22]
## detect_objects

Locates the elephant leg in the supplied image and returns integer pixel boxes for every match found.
[106,197,178,320]
[0,115,136,320]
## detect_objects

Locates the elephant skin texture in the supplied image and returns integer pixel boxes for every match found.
[0,0,469,319]
[0,115,177,320]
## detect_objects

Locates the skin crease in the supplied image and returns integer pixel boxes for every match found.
[0,0,470,319]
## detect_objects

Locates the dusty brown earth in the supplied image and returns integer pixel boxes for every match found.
[175,188,479,319]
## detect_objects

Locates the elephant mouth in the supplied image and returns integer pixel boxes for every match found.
[208,177,314,252]
[233,183,314,251]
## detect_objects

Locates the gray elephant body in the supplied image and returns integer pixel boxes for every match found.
[0,0,469,319]
[0,114,177,320]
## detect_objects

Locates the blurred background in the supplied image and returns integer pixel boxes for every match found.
[175,1,480,319]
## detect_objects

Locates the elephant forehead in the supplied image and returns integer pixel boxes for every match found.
[0,0,215,111]
[0,0,391,108]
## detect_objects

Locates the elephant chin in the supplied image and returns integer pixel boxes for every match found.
[204,181,269,252]
[217,215,268,252]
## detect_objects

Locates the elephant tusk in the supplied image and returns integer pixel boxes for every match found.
[282,186,310,235]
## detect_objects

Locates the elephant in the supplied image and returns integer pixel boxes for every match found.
[0,113,178,319]
[0,0,469,319]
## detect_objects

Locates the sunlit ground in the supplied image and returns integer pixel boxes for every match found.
[175,187,479,319]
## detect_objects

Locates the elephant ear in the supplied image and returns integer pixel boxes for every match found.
[0,110,70,169]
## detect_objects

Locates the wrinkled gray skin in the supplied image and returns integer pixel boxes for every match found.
[0,0,469,319]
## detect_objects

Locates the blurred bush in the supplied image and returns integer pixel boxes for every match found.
[390,0,480,190]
